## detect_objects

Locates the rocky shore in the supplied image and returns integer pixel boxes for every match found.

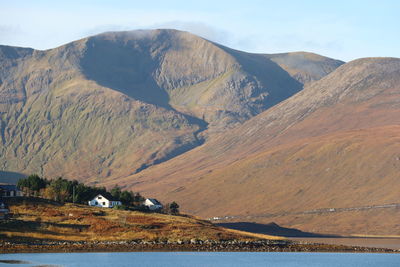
[1,239,399,254]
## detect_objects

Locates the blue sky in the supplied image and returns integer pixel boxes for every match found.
[1,0,399,61]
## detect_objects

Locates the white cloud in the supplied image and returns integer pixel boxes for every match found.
[148,21,232,44]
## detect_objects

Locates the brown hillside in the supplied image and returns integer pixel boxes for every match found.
[0,29,341,184]
[265,51,344,84]
[1,198,278,242]
[118,58,400,235]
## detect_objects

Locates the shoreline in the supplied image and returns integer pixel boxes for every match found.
[1,239,399,254]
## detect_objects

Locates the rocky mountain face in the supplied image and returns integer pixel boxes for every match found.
[117,57,400,235]
[0,29,342,184]
[2,29,399,235]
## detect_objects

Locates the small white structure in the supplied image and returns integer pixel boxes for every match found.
[88,194,122,208]
[144,198,163,211]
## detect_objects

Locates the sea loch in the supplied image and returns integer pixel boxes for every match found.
[1,252,399,267]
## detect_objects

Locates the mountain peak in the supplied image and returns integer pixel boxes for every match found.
[0,29,345,194]
[89,28,203,45]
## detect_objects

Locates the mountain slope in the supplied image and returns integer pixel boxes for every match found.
[79,30,329,130]
[117,58,400,235]
[0,37,204,182]
[265,51,344,84]
[0,29,342,183]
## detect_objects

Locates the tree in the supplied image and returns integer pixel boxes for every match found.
[120,191,134,205]
[133,192,145,206]
[74,183,91,204]
[48,177,71,202]
[17,174,48,196]
[110,185,121,200]
[43,186,57,201]
[169,201,180,214]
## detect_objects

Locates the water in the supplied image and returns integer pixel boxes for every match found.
[0,252,399,267]
[291,237,400,250]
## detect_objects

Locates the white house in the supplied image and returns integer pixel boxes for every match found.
[88,194,122,208]
[143,198,163,211]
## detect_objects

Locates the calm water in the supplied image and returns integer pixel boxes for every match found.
[292,237,400,250]
[0,252,399,267]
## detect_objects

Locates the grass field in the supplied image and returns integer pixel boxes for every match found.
[0,197,281,242]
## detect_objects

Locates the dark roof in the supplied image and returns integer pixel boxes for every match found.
[147,198,162,205]
[95,193,120,202]
[0,184,19,191]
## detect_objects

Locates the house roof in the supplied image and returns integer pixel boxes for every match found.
[93,193,121,202]
[146,198,162,205]
[0,184,19,191]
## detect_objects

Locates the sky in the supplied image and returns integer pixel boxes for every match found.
[1,0,399,61]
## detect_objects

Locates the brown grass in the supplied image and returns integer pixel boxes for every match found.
[103,59,400,237]
[0,200,271,242]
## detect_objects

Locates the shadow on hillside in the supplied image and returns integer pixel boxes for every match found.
[1,220,90,235]
[217,222,339,238]
[212,43,303,110]
[4,196,63,206]
[0,171,26,184]
[80,36,171,109]
[80,36,210,172]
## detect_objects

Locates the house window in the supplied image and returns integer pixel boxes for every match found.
[102,202,106,205]
[98,196,102,199]
[95,201,98,205]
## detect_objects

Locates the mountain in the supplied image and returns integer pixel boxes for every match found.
[2,29,398,236]
[0,29,342,184]
[116,58,400,235]
[265,51,344,84]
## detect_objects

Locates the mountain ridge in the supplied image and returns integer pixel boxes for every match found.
[1,29,398,235]
[0,29,343,184]
[114,56,400,235]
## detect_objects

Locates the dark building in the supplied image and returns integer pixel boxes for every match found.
[0,201,9,219]
[0,184,22,197]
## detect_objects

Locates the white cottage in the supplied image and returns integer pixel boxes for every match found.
[88,194,122,208]
[143,198,163,211]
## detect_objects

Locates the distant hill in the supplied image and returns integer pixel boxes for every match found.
[265,51,344,84]
[118,57,400,236]
[0,171,25,184]
[0,29,342,184]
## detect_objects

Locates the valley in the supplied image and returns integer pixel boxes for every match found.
[1,29,399,237]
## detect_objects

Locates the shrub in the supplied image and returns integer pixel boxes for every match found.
[114,204,127,210]
[170,202,180,215]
